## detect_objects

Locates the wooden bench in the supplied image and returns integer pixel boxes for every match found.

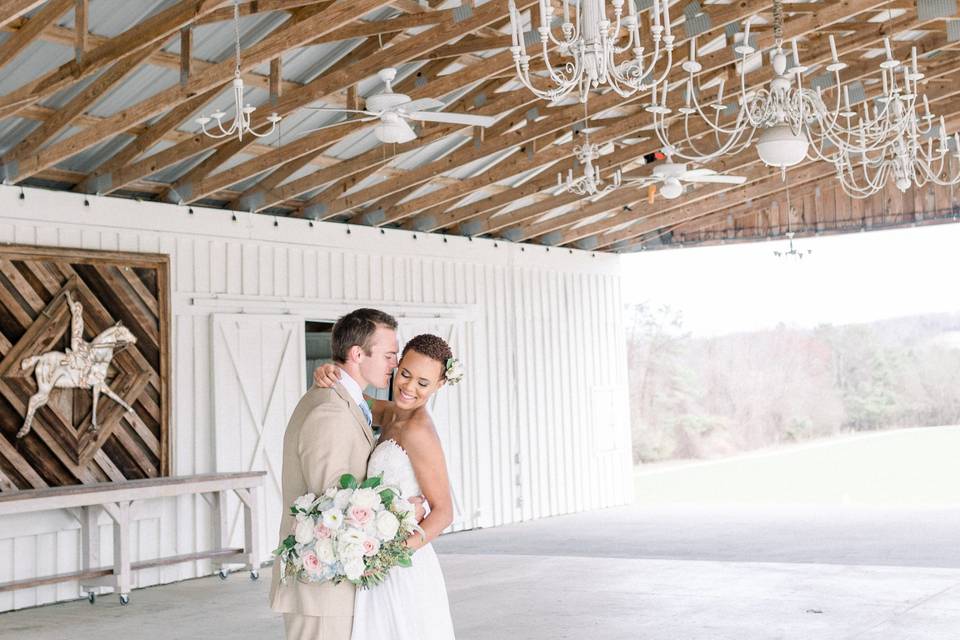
[0,472,266,605]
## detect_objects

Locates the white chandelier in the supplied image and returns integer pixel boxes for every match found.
[830,48,960,198]
[507,0,676,103]
[648,0,960,193]
[196,0,280,141]
[558,140,622,196]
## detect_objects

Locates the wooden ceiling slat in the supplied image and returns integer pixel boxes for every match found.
[5,43,158,170]
[162,0,536,206]
[570,51,960,248]
[0,0,47,30]
[6,0,389,183]
[0,0,228,120]
[0,0,72,70]
[162,27,409,204]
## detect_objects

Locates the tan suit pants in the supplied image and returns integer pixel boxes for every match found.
[283,613,353,640]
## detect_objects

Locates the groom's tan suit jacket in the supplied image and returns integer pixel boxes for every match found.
[269,381,376,626]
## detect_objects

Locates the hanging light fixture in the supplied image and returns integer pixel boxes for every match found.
[648,0,960,187]
[830,52,960,199]
[507,0,676,103]
[196,0,280,141]
[558,102,622,196]
[559,141,622,196]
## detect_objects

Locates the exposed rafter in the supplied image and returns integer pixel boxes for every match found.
[1,0,959,253]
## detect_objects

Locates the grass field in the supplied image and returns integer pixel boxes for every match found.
[634,426,960,506]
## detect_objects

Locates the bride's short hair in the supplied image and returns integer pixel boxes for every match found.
[402,334,453,379]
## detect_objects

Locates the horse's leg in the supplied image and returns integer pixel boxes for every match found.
[100,383,134,414]
[17,362,53,438]
[91,386,100,432]
[17,391,48,438]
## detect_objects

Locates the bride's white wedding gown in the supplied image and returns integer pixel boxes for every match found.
[351,439,456,640]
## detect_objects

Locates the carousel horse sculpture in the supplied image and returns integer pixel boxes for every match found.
[17,292,138,439]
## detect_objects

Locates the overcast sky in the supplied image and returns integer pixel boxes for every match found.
[621,221,960,337]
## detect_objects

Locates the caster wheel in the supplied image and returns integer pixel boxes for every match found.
[87,592,96,605]
[250,570,259,581]
[218,569,229,580]
[119,594,129,606]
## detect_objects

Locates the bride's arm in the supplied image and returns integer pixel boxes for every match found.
[401,418,453,551]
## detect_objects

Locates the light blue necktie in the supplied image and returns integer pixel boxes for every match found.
[359,400,373,427]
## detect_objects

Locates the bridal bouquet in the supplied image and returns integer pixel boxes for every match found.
[273,473,419,589]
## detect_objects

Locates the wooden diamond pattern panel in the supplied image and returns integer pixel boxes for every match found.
[0,245,170,491]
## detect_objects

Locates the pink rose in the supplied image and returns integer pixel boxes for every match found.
[361,538,381,557]
[348,506,373,528]
[314,524,332,539]
[301,550,320,574]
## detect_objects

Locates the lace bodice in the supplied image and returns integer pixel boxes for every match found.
[368,439,421,498]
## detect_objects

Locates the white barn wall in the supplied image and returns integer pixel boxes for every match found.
[0,185,632,611]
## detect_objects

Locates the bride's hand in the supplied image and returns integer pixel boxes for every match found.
[313,363,341,388]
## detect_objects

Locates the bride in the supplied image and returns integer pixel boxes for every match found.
[313,333,460,640]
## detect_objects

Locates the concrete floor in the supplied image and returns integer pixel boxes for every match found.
[2,503,959,640]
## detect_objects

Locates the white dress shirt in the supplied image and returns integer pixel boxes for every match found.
[337,367,367,412]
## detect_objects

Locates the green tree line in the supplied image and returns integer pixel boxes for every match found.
[627,304,960,463]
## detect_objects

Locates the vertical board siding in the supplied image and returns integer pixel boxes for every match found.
[0,186,630,611]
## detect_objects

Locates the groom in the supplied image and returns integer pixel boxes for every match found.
[270,308,399,639]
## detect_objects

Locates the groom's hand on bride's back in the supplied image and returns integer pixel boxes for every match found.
[313,363,341,388]
[408,496,427,523]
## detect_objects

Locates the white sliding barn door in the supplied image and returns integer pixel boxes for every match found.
[397,319,471,531]
[211,314,305,557]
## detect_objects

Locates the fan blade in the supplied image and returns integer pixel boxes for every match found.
[405,98,445,111]
[682,174,747,184]
[622,177,659,187]
[303,107,378,116]
[298,117,378,134]
[404,111,497,127]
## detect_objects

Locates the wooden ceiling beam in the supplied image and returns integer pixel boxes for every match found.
[587,94,960,251]
[345,111,658,227]
[0,0,232,120]
[162,28,407,204]
[0,19,309,98]
[231,78,518,212]
[527,10,945,247]
[567,52,960,248]
[0,0,47,29]
[76,86,226,195]
[196,0,332,24]
[3,0,385,183]
[160,0,538,205]
[339,0,900,227]
[4,43,159,170]
[231,0,773,215]
[0,0,72,70]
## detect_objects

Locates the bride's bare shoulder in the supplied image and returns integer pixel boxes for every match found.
[398,409,441,452]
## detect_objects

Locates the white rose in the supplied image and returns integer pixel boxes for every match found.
[321,508,343,531]
[338,542,364,562]
[333,489,354,511]
[294,518,315,545]
[349,488,380,509]
[293,493,316,511]
[341,527,364,545]
[315,538,336,564]
[343,557,366,581]
[375,510,400,540]
[324,487,338,499]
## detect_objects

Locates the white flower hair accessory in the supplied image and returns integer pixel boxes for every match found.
[444,357,465,385]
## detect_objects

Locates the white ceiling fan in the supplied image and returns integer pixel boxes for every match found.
[302,68,497,144]
[625,147,747,201]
